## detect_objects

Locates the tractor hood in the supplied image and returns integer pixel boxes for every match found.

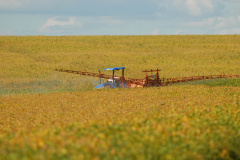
[95,83,104,89]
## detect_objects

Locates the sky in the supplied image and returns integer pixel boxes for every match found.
[0,0,240,35]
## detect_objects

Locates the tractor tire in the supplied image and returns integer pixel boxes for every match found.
[104,84,113,88]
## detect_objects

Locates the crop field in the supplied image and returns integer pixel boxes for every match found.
[0,35,240,159]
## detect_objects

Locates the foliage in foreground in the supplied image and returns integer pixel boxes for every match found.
[0,86,240,160]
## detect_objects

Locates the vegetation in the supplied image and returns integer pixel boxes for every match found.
[0,35,240,159]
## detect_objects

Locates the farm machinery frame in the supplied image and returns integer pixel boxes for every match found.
[55,67,240,89]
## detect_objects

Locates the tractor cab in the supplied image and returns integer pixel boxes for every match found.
[95,67,126,89]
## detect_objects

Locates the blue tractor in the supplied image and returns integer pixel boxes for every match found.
[95,67,127,89]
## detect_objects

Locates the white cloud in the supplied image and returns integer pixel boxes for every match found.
[187,16,240,28]
[186,16,240,34]
[215,17,240,29]
[99,17,123,26]
[229,0,240,2]
[152,29,159,35]
[174,30,183,35]
[185,0,202,16]
[219,28,240,34]
[0,0,29,9]
[0,0,84,9]
[153,0,214,16]
[39,17,82,33]
[182,0,214,16]
[188,18,216,27]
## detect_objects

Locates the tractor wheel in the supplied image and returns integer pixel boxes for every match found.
[104,84,113,88]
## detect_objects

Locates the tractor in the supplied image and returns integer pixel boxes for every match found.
[95,67,127,89]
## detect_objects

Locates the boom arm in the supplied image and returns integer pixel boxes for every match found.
[55,69,113,79]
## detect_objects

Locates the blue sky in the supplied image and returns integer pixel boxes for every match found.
[0,0,240,35]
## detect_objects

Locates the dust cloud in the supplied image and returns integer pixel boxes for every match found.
[0,72,103,96]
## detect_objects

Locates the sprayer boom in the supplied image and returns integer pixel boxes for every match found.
[56,68,240,89]
[55,69,112,79]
